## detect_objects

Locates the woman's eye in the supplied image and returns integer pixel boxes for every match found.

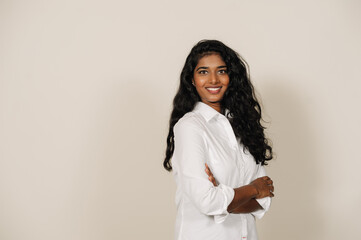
[218,69,227,74]
[199,70,207,74]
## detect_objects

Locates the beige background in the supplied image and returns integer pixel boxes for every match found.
[1,0,361,239]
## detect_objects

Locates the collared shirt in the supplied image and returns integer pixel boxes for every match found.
[172,101,271,240]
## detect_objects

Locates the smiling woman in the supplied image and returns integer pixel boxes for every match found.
[192,54,230,113]
[163,40,274,240]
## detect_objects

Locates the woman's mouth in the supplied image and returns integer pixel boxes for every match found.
[206,87,222,94]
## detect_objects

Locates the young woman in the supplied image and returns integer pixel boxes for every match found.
[163,40,274,240]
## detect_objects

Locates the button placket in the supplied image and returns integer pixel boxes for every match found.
[219,115,245,185]
[219,116,238,150]
[241,215,248,239]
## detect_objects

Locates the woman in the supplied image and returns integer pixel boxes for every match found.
[163,40,274,240]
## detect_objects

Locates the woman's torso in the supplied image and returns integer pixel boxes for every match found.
[172,101,263,240]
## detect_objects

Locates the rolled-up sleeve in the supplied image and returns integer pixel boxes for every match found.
[173,118,235,221]
[251,164,272,219]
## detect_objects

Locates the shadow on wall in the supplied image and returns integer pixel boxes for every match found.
[257,79,325,240]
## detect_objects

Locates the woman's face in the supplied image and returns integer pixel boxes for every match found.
[192,53,229,112]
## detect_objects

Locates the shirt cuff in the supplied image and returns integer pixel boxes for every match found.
[251,196,271,219]
[213,183,235,224]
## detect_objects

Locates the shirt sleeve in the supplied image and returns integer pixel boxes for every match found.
[250,164,272,219]
[173,118,235,222]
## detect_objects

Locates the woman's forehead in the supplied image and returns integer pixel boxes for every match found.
[196,54,226,67]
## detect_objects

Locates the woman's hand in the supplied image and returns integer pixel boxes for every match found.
[205,163,217,186]
[249,176,274,199]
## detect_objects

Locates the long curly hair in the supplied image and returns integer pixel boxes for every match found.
[163,39,272,171]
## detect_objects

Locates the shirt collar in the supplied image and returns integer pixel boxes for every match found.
[193,101,230,122]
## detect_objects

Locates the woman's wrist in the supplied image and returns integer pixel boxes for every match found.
[227,185,259,213]
[230,198,263,214]
[247,183,259,198]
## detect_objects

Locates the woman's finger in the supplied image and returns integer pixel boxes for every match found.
[209,176,217,186]
[205,163,213,176]
[205,168,212,177]
[205,163,217,186]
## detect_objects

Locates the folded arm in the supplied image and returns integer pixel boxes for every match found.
[205,163,273,214]
[230,199,263,213]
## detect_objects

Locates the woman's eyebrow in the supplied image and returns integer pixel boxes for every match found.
[195,66,208,71]
[196,65,227,71]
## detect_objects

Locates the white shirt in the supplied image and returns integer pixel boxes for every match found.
[172,101,271,240]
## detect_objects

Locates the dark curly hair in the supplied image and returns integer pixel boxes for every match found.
[163,39,273,171]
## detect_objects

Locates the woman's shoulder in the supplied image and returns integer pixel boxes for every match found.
[174,112,205,132]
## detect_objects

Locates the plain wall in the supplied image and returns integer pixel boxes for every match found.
[1,0,360,239]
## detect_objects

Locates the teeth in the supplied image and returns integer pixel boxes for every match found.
[207,87,221,90]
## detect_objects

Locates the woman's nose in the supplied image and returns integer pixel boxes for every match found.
[209,72,219,84]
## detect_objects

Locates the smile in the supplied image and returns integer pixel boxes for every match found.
[206,87,222,94]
